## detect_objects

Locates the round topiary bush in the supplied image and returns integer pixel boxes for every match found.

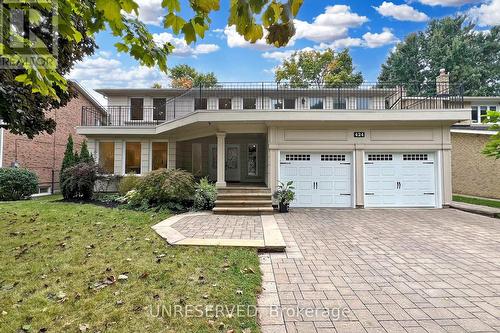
[130,168,196,210]
[61,163,99,200]
[0,168,38,201]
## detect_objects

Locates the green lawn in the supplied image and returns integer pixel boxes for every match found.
[0,196,261,333]
[453,195,500,209]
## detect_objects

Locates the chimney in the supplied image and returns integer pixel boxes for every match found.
[436,68,449,95]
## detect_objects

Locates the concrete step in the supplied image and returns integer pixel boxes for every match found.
[217,187,271,194]
[217,193,272,201]
[215,200,273,207]
[213,206,275,215]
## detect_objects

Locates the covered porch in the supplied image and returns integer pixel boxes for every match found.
[175,133,268,188]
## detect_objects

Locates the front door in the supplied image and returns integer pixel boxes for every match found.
[225,144,240,182]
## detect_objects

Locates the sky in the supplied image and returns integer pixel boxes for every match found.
[67,0,500,103]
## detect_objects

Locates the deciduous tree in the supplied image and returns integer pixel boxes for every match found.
[274,49,363,87]
[378,16,500,96]
[169,64,218,88]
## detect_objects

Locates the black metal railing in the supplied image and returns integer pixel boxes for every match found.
[81,82,464,127]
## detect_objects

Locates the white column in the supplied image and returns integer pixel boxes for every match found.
[167,140,176,170]
[216,132,226,188]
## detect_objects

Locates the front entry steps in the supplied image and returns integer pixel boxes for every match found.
[213,186,274,215]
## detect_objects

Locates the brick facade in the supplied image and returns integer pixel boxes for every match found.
[1,90,98,192]
[451,132,500,199]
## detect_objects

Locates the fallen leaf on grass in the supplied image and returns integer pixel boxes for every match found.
[118,274,128,281]
[139,272,149,279]
[241,267,256,274]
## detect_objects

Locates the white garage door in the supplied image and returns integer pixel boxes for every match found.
[280,152,352,207]
[364,152,437,208]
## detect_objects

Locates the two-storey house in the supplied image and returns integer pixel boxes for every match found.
[77,70,469,211]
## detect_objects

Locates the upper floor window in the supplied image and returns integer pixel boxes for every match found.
[310,97,324,110]
[284,98,295,109]
[333,99,347,109]
[195,98,207,110]
[472,105,497,123]
[219,98,232,109]
[272,98,283,109]
[356,97,369,110]
[243,98,257,109]
[130,98,144,120]
[153,98,166,121]
[272,98,295,109]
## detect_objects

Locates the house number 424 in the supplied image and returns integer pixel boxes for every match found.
[354,132,365,138]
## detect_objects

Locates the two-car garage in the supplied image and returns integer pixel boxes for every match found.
[279,151,439,208]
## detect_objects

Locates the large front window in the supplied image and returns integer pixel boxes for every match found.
[99,142,115,174]
[125,142,141,174]
[130,98,144,120]
[152,142,168,170]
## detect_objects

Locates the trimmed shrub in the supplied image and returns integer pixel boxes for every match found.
[129,169,195,211]
[193,177,217,211]
[0,168,38,201]
[61,163,99,200]
[118,175,143,196]
[79,140,94,164]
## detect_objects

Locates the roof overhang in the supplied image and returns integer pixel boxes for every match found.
[77,109,470,137]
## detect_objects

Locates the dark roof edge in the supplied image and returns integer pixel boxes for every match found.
[70,80,106,112]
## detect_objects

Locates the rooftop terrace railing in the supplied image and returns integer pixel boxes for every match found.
[81,81,464,127]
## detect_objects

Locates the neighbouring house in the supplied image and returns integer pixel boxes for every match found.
[451,96,500,200]
[76,71,469,213]
[0,81,104,195]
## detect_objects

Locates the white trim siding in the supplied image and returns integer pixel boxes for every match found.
[451,128,498,135]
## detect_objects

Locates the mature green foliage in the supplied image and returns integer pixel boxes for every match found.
[61,135,76,177]
[61,162,99,200]
[378,16,500,96]
[193,177,217,210]
[0,168,38,201]
[1,0,304,99]
[118,174,143,196]
[169,64,218,88]
[0,8,96,138]
[275,49,364,87]
[79,140,94,164]
[130,168,196,210]
[482,110,500,159]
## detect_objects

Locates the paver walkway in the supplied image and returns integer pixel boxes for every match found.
[258,208,500,333]
[152,211,285,250]
[172,214,264,240]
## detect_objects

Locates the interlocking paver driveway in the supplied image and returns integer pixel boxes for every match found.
[258,209,500,333]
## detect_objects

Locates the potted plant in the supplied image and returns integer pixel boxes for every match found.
[273,181,295,213]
